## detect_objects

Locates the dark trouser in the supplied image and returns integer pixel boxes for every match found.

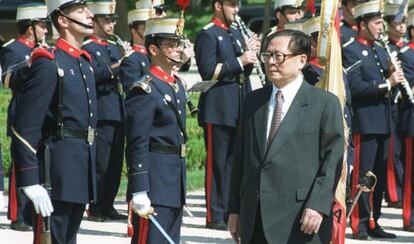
[386,133,404,203]
[8,143,32,224]
[131,205,182,244]
[249,205,268,244]
[203,123,236,224]
[350,134,389,234]
[403,137,414,227]
[89,120,124,215]
[33,201,85,244]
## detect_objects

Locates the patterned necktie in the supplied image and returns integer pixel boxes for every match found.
[267,90,283,149]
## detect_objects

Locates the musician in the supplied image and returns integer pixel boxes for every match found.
[82,0,126,221]
[12,0,97,242]
[399,6,414,233]
[194,0,259,230]
[120,8,151,92]
[341,0,366,45]
[383,2,408,208]
[0,3,48,231]
[268,0,304,35]
[126,17,188,244]
[135,0,167,18]
[342,0,402,239]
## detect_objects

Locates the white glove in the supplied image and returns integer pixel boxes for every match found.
[23,185,53,217]
[131,191,153,218]
[0,191,5,210]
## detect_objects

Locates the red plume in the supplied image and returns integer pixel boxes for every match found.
[306,0,316,16]
[177,0,190,11]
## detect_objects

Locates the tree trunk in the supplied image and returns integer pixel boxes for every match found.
[115,0,128,40]
[262,0,272,36]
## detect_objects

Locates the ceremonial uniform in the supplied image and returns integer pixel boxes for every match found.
[399,41,414,230]
[126,66,187,244]
[195,17,253,226]
[343,36,394,235]
[12,38,97,243]
[340,19,358,45]
[0,36,34,225]
[82,35,125,219]
[384,38,406,205]
[120,44,150,92]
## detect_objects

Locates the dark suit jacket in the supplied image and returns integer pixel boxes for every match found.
[228,81,344,244]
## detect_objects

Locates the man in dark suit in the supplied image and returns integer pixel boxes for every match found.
[228,29,344,244]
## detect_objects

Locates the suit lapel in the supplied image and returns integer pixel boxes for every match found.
[254,86,272,160]
[263,82,310,164]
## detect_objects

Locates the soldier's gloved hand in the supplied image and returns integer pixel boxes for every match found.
[131,191,154,218]
[22,184,53,217]
[0,191,5,211]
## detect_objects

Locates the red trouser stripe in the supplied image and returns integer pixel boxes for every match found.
[137,217,149,244]
[403,137,412,227]
[351,134,361,234]
[34,214,43,244]
[206,123,213,223]
[387,134,399,203]
[9,163,17,221]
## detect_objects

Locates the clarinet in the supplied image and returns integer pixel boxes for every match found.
[378,33,414,105]
[112,34,133,56]
[234,15,267,87]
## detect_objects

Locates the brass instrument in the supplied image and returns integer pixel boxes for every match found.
[234,15,267,87]
[378,33,414,105]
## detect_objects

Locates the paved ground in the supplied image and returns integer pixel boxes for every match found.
[1,190,414,244]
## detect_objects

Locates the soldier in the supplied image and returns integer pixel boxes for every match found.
[126,17,188,244]
[195,0,259,230]
[382,1,408,208]
[342,0,402,240]
[82,0,126,221]
[341,0,366,45]
[0,2,48,231]
[399,5,414,233]
[269,0,304,34]
[11,0,97,242]
[119,8,151,92]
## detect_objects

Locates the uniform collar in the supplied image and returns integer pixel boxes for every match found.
[356,36,374,46]
[212,17,229,30]
[150,65,175,83]
[17,36,36,49]
[409,42,414,50]
[56,38,92,62]
[309,57,324,69]
[89,35,109,46]
[389,37,404,49]
[132,44,147,55]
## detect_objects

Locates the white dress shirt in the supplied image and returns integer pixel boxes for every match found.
[266,74,304,140]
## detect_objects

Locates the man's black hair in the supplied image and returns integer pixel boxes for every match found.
[262,29,311,61]
[17,20,33,35]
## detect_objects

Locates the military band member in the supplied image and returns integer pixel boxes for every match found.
[383,1,408,208]
[120,8,151,92]
[342,0,402,239]
[399,6,414,233]
[0,3,48,231]
[195,0,259,230]
[82,0,126,221]
[126,17,187,244]
[341,0,366,45]
[12,0,97,242]
[269,0,304,34]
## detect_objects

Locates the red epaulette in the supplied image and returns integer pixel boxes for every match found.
[30,47,55,64]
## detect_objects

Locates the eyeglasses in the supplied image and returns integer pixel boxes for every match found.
[158,40,186,50]
[260,51,297,64]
